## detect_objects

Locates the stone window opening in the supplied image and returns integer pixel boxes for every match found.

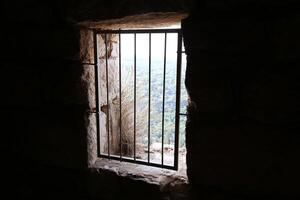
[80,12,188,187]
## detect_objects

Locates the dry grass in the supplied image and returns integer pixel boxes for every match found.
[101,34,148,157]
[118,66,148,156]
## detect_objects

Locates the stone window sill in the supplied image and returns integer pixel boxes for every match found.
[91,158,188,191]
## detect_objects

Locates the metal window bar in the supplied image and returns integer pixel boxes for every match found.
[148,33,151,164]
[134,33,137,161]
[94,29,183,170]
[94,32,101,157]
[105,34,110,157]
[118,31,122,160]
[161,33,167,165]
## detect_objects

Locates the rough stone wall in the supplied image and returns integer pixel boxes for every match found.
[2,0,300,199]
[183,1,300,199]
[97,33,121,155]
[80,28,98,167]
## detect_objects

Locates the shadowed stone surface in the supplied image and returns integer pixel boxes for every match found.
[2,0,300,199]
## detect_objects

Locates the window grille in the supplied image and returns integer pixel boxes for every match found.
[93,29,185,170]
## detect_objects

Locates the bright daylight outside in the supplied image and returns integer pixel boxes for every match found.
[97,26,187,171]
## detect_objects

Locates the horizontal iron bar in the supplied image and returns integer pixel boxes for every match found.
[81,62,96,65]
[179,113,187,116]
[95,29,181,34]
[99,154,176,170]
[87,111,99,114]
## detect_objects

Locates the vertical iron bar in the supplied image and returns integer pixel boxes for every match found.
[134,33,137,160]
[94,32,101,157]
[105,34,110,156]
[148,33,151,163]
[174,31,182,170]
[119,31,122,159]
[161,33,167,165]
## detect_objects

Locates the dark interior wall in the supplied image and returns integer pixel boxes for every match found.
[1,0,188,199]
[2,2,86,168]
[183,1,300,199]
[2,1,90,198]
[2,0,300,199]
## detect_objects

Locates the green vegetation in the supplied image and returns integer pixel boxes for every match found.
[122,56,187,148]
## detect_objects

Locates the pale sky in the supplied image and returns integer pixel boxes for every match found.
[121,32,179,61]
